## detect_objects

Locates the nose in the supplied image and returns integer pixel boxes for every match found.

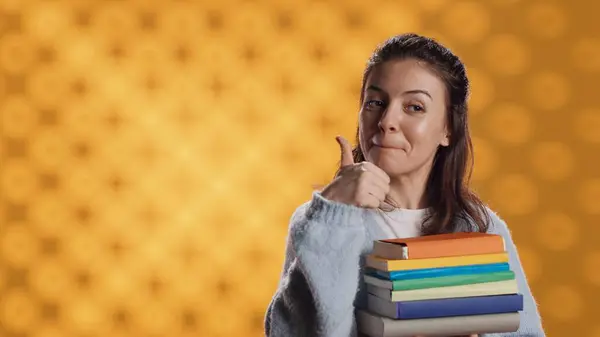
[378,102,403,133]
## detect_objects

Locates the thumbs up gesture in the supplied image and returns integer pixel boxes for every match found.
[321,136,391,208]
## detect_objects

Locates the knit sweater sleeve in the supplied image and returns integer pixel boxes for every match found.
[483,208,546,337]
[264,191,367,337]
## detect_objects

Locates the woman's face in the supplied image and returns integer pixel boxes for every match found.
[359,58,450,178]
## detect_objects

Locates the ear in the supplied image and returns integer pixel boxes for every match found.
[440,116,451,146]
[440,131,450,147]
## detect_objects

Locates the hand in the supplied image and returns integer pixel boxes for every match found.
[321,136,391,208]
[413,335,477,337]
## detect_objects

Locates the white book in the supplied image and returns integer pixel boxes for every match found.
[367,279,518,302]
[356,310,520,337]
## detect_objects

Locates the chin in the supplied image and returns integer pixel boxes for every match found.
[369,150,411,176]
[377,162,411,177]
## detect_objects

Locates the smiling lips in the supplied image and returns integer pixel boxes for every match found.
[371,135,407,150]
[372,141,404,150]
[374,144,402,149]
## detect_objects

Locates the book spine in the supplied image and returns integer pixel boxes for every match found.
[396,293,524,319]
[384,252,509,271]
[378,262,510,280]
[356,310,521,337]
[408,236,505,259]
[391,270,515,291]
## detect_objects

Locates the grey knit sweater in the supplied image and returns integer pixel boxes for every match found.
[264,191,545,337]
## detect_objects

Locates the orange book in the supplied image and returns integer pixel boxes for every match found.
[372,232,505,260]
[366,252,509,272]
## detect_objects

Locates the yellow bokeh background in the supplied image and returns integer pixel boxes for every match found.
[1,0,600,336]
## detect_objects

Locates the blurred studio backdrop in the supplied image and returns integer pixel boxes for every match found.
[1,0,600,336]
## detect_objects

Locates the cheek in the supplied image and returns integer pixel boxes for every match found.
[359,111,375,130]
[403,121,426,145]
[358,113,376,145]
[404,120,443,149]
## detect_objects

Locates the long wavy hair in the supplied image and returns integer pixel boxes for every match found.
[339,33,490,235]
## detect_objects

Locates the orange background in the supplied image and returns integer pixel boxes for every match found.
[1,0,599,336]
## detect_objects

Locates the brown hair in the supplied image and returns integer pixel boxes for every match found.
[340,33,490,235]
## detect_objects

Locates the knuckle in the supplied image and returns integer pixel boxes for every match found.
[357,163,368,173]
[361,161,374,170]
[356,172,369,185]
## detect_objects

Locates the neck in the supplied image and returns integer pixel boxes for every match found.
[386,160,433,210]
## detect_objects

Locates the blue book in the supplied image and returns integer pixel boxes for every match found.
[367,293,524,320]
[368,262,510,281]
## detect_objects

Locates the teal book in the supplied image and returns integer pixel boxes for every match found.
[368,262,510,281]
[363,270,515,291]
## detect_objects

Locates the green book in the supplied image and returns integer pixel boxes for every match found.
[363,271,515,291]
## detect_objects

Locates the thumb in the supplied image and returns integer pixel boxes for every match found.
[336,136,355,167]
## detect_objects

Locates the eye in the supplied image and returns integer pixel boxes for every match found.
[364,100,385,109]
[405,104,425,113]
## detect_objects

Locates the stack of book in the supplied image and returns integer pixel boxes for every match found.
[356,232,523,337]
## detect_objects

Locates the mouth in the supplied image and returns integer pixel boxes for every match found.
[372,144,404,150]
[371,135,407,151]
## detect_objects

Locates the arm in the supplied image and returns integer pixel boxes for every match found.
[264,191,368,337]
[483,208,546,337]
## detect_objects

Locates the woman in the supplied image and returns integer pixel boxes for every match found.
[264,33,545,337]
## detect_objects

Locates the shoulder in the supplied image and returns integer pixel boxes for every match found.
[453,204,511,236]
[290,199,312,224]
[482,206,512,238]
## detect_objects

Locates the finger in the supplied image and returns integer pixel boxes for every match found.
[378,199,396,212]
[358,172,388,199]
[336,135,355,168]
[369,191,386,207]
[356,192,380,208]
[361,161,391,184]
[358,165,392,198]
[365,179,388,202]
[361,171,391,196]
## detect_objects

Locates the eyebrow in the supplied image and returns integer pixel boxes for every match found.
[366,85,432,100]
[404,89,432,100]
